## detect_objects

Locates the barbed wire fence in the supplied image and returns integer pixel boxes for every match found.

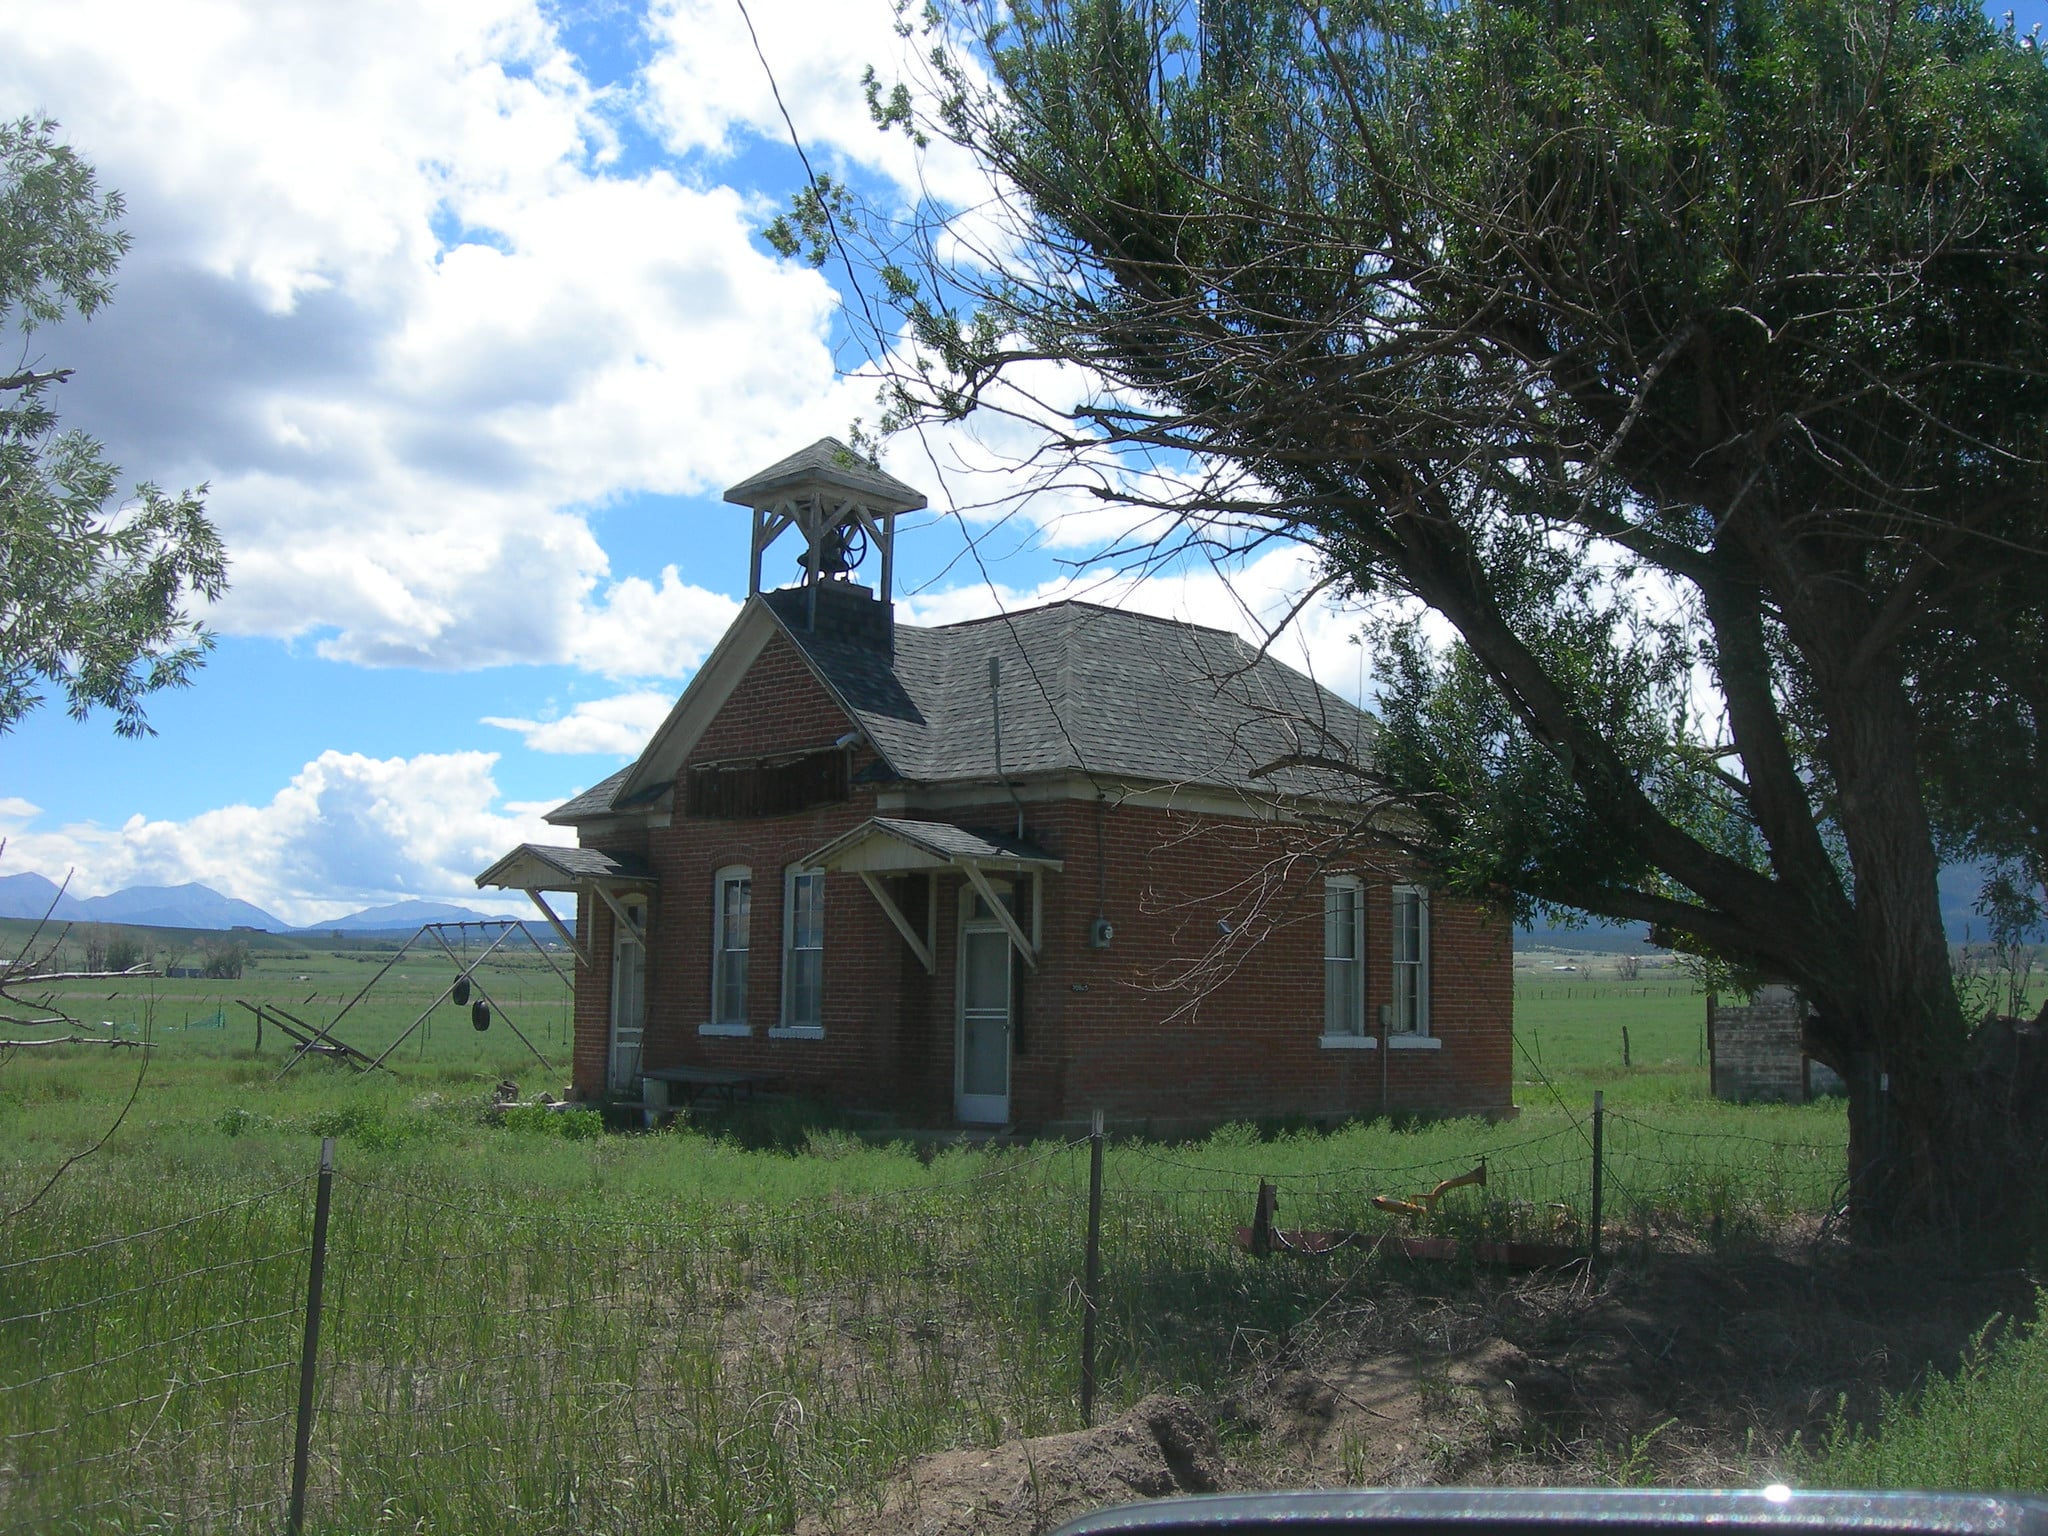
[0,1107,1845,1532]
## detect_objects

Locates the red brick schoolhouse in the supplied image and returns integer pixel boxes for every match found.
[478,440,1513,1131]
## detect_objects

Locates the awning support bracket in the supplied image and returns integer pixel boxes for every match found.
[524,889,591,969]
[593,884,647,950]
[962,862,1038,970]
[859,872,935,974]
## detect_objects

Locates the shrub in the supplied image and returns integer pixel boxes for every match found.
[1796,1297,2048,1490]
[497,1104,602,1141]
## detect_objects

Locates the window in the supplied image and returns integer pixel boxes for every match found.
[1391,885,1430,1035]
[780,868,824,1032]
[710,866,751,1029]
[1323,876,1366,1039]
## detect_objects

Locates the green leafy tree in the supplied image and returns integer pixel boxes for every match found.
[1,115,225,738]
[820,0,2048,1240]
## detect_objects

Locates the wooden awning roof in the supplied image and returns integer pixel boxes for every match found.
[475,843,656,893]
[473,843,657,968]
[804,818,1059,974]
[801,818,1062,876]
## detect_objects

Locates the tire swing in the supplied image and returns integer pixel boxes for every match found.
[471,999,492,1032]
[451,974,472,1006]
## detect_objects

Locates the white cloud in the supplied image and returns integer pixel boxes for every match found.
[568,568,742,680]
[482,690,674,755]
[2,0,842,676]
[640,0,993,209]
[0,751,548,925]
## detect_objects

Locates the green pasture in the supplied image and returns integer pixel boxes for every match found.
[0,937,1852,1208]
[24,939,2035,1531]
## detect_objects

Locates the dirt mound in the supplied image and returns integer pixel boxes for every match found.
[803,1239,2036,1533]
[800,1395,1225,1536]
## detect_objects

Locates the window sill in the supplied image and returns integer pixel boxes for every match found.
[1319,1034,1378,1050]
[769,1025,824,1041]
[698,1023,751,1037]
[1388,1034,1441,1050]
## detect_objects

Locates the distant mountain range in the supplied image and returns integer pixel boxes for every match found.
[0,873,513,936]
[0,860,2021,945]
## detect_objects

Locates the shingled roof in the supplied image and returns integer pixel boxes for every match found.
[766,590,1376,801]
[548,589,1380,823]
[544,765,670,826]
[722,437,928,511]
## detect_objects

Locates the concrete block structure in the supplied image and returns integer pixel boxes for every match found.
[1707,985,1825,1103]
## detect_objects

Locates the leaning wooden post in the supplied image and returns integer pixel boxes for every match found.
[1250,1180,1277,1258]
[1588,1091,1605,1265]
[1080,1109,1105,1426]
[288,1137,336,1536]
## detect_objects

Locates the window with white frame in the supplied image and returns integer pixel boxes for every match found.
[1323,876,1365,1037]
[1391,885,1430,1035]
[781,868,824,1030]
[712,866,751,1026]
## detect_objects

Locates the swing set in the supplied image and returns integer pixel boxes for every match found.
[245,919,567,1079]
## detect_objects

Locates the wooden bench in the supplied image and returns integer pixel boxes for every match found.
[639,1065,782,1110]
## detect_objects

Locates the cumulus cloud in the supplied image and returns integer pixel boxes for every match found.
[640,0,994,209]
[568,568,742,680]
[482,690,674,755]
[0,751,549,925]
[3,0,841,674]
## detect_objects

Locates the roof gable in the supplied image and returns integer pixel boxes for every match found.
[550,598,872,822]
[548,592,1382,825]
[777,599,1379,799]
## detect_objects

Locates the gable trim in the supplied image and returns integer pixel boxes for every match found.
[619,597,901,803]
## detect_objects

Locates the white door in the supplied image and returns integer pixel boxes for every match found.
[956,922,1012,1124]
[608,903,646,1095]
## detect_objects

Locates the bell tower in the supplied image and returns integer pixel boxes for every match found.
[723,438,927,639]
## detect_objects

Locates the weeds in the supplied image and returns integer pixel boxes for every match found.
[1795,1299,2048,1492]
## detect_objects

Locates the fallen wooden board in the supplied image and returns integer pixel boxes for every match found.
[1233,1228,1583,1269]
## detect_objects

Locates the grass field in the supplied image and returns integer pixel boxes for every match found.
[4,933,2035,1530]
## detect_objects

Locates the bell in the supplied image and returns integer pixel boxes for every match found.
[471,1000,491,1032]
[452,975,471,1006]
[802,521,867,579]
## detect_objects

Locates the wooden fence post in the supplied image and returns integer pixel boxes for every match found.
[1588,1092,1605,1265]
[288,1137,336,1536]
[1080,1110,1104,1426]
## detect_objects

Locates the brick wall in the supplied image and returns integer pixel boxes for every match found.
[1017,800,1514,1130]
[1707,985,1808,1103]
[566,629,1516,1126]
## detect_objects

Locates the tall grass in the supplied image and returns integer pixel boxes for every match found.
[0,1095,1869,1535]
[1796,1299,2048,1491]
[0,968,1882,1530]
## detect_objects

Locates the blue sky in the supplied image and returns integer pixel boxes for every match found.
[3,0,2045,923]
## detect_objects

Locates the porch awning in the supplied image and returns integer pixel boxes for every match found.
[802,818,1062,876]
[802,818,1061,973]
[474,843,657,966]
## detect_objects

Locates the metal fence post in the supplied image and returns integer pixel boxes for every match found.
[1080,1109,1104,1426]
[1588,1091,1605,1265]
[288,1137,336,1536]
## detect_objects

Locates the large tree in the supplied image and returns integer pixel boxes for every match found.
[817,0,2048,1240]
[1,115,225,738]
